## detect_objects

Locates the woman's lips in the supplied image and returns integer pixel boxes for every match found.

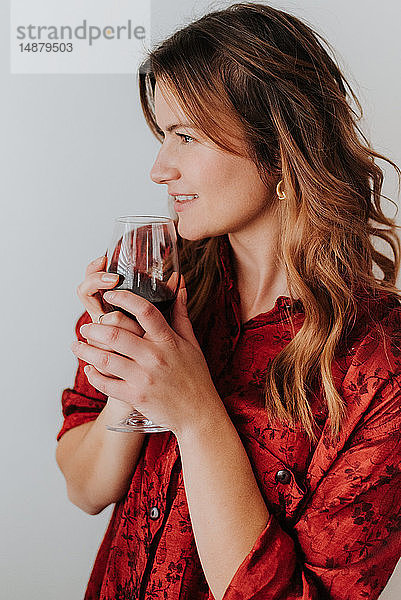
[173,196,199,212]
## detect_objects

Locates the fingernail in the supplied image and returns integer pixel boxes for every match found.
[104,291,115,301]
[102,274,119,282]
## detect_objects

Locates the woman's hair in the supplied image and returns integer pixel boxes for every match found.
[138,2,401,443]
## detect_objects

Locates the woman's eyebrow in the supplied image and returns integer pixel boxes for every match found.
[156,122,197,133]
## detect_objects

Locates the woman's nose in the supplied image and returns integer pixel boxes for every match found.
[150,150,180,185]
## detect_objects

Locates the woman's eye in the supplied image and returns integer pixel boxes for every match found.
[176,133,194,144]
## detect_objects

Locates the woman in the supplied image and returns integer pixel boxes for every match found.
[56,3,401,599]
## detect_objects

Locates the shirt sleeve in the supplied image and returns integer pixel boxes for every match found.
[57,311,108,441]
[220,377,401,600]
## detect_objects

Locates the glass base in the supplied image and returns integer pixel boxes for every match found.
[106,411,170,433]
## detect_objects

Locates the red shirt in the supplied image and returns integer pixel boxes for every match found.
[58,235,401,600]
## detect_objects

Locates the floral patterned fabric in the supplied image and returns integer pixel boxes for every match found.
[58,235,401,600]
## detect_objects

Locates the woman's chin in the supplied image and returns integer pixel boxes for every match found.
[177,220,210,241]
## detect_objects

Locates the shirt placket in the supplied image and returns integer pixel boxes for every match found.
[138,435,182,599]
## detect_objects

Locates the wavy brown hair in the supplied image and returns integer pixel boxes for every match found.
[138,2,401,443]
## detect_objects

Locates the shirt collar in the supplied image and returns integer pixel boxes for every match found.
[216,233,398,329]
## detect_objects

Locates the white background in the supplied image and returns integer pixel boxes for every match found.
[1,1,400,598]
[10,0,151,74]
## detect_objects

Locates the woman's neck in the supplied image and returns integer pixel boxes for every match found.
[228,221,292,322]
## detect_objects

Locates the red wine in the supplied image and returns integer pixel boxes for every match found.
[102,267,177,325]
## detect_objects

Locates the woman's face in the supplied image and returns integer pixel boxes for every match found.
[150,82,276,241]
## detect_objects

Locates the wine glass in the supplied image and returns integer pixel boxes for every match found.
[102,215,180,433]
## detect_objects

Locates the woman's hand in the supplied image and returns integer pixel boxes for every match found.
[70,277,223,438]
[75,255,146,376]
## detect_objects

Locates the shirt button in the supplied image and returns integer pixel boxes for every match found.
[149,506,160,520]
[275,469,292,484]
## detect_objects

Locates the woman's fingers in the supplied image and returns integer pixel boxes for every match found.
[72,340,137,382]
[79,322,153,367]
[85,254,106,277]
[77,271,120,306]
[82,311,146,377]
[77,258,121,322]
[103,291,174,343]
[76,255,146,379]
[166,271,180,294]
[98,310,146,338]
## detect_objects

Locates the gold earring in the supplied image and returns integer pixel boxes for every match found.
[276,179,286,200]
